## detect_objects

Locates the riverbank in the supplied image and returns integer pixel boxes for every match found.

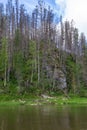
[0,94,87,106]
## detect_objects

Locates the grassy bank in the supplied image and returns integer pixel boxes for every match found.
[0,94,87,106]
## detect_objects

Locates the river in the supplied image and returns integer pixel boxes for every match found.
[0,105,87,130]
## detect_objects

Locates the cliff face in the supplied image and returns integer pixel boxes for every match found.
[53,68,67,90]
[45,65,67,92]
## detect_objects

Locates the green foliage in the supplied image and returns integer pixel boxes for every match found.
[0,38,8,71]
[14,29,21,47]
[12,40,38,93]
[0,38,8,87]
[65,55,81,93]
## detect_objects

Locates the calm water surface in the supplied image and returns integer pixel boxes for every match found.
[0,105,87,130]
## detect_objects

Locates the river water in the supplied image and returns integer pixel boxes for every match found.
[0,105,87,130]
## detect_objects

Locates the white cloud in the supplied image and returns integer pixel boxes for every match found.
[55,0,66,15]
[20,0,36,11]
[55,0,87,35]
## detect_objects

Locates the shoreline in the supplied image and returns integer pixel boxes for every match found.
[0,95,87,106]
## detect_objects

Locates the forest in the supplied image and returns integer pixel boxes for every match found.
[0,0,87,97]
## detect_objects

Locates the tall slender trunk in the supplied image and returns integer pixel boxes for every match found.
[37,39,40,84]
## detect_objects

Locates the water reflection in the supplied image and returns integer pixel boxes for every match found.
[0,105,87,130]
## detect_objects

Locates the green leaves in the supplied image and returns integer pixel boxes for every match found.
[0,38,8,69]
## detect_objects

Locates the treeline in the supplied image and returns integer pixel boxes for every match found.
[0,0,87,96]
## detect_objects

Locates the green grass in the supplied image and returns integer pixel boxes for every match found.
[0,94,87,106]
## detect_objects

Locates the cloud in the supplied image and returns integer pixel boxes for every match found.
[55,0,87,35]
[55,0,66,9]
[55,0,66,15]
[1,0,87,35]
[19,0,38,10]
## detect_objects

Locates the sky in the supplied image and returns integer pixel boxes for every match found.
[0,0,87,35]
[55,0,87,36]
